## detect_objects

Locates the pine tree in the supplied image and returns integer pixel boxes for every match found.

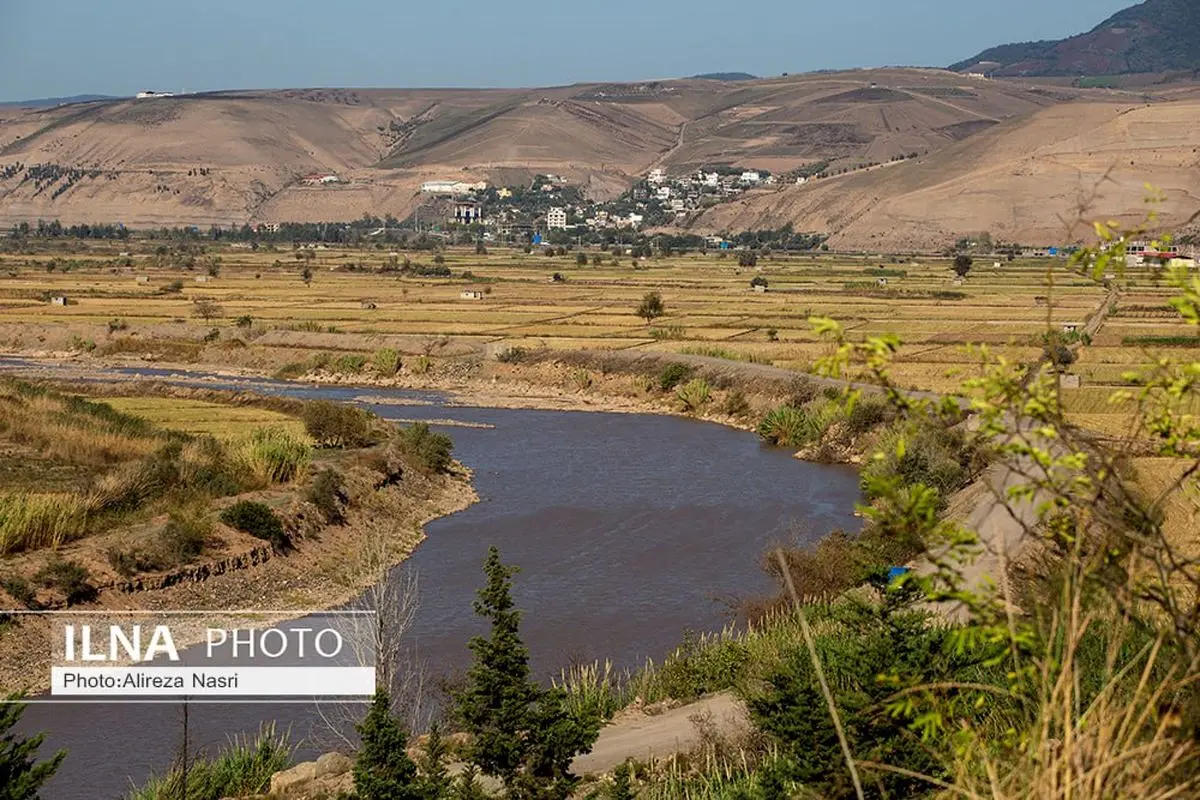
[454,546,600,799]
[0,694,64,800]
[452,764,490,800]
[418,721,452,800]
[353,690,422,800]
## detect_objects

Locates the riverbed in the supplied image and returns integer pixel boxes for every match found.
[1,361,862,800]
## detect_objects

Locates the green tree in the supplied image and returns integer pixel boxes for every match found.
[417,721,452,800]
[953,253,973,278]
[0,694,64,800]
[454,547,599,799]
[635,291,665,323]
[353,690,422,800]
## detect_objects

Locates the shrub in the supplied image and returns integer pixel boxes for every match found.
[235,315,253,328]
[738,251,759,268]
[757,405,821,447]
[220,501,289,550]
[106,547,165,578]
[124,724,292,800]
[331,353,367,374]
[302,401,375,448]
[390,423,453,475]
[570,369,593,392]
[495,346,529,364]
[785,376,820,406]
[411,355,432,375]
[843,393,893,434]
[721,389,751,418]
[107,318,129,334]
[0,491,93,554]
[307,468,348,525]
[0,575,38,608]
[860,421,978,505]
[235,427,311,483]
[658,362,693,392]
[33,558,97,605]
[767,328,779,341]
[575,253,588,266]
[648,325,685,340]
[203,327,220,343]
[750,275,768,288]
[372,347,401,376]
[160,504,214,563]
[676,378,711,413]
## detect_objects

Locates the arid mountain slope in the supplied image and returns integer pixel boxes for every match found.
[690,100,1200,250]
[0,70,1109,230]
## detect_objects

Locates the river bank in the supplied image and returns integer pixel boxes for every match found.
[0,370,478,694]
[0,339,879,465]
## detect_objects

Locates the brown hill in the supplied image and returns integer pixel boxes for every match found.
[0,70,1099,231]
[688,99,1200,250]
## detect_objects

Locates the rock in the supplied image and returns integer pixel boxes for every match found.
[269,752,354,797]
[270,761,319,794]
[314,751,352,777]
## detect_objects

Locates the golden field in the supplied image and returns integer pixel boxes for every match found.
[0,242,1193,413]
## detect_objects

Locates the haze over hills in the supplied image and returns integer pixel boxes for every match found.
[1,66,1199,249]
[952,0,1200,77]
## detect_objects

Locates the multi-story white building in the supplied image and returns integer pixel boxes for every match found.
[546,207,569,230]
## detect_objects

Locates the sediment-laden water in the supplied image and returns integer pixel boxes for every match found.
[0,360,861,800]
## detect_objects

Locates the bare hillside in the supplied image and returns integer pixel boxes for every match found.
[0,70,1188,242]
[690,100,1200,250]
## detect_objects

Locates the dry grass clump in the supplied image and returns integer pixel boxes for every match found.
[233,426,311,485]
[0,492,91,553]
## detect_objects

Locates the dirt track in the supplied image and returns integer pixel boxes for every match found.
[571,692,746,776]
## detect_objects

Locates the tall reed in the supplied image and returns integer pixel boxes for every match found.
[124,724,294,800]
[234,427,311,485]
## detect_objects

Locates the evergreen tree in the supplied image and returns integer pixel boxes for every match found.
[353,690,422,800]
[454,546,599,799]
[0,694,64,800]
[418,721,452,800]
[452,764,490,800]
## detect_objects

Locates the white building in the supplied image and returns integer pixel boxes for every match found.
[136,90,174,99]
[420,180,488,195]
[656,186,672,200]
[739,171,761,184]
[546,207,569,230]
[648,168,666,184]
[704,172,720,187]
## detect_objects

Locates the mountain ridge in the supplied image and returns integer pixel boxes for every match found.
[951,0,1200,76]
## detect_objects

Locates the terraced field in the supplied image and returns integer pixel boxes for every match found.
[0,244,1192,410]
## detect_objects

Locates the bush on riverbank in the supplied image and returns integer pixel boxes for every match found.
[219,500,289,550]
[124,725,293,800]
[302,400,376,448]
[389,422,453,475]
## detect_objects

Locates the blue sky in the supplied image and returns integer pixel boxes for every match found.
[1,0,1131,101]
